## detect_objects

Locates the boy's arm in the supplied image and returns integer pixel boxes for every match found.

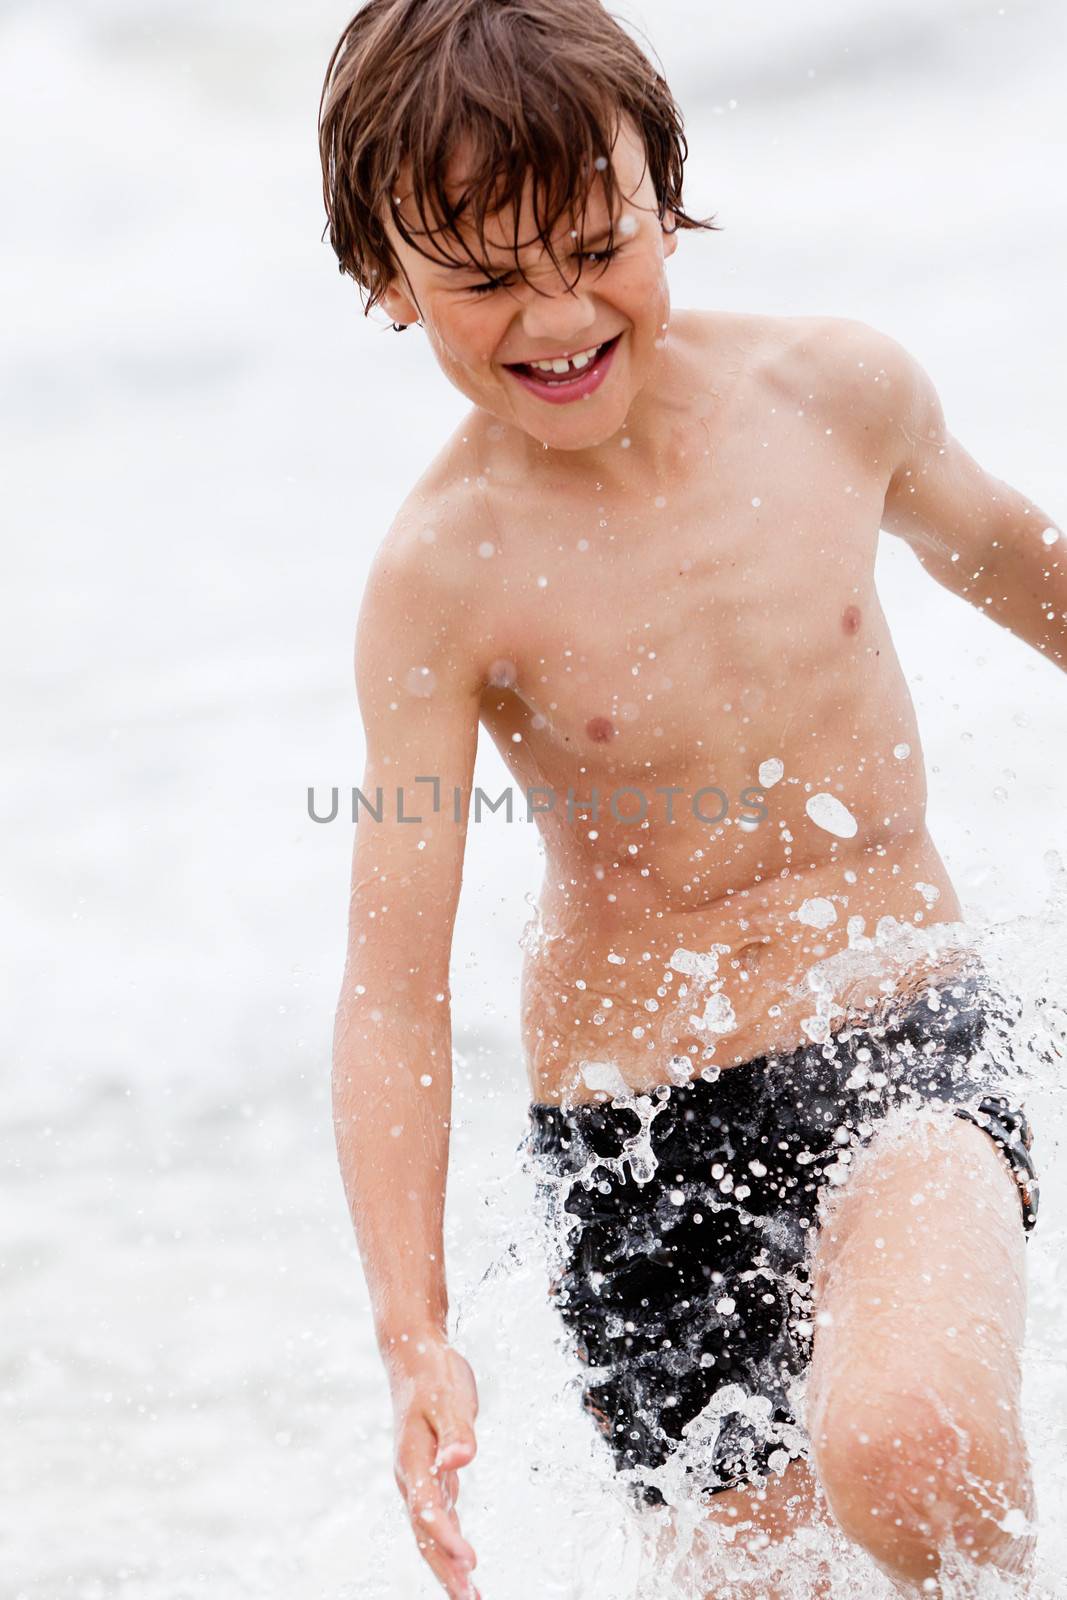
[333,512,484,1597]
[872,331,1066,670]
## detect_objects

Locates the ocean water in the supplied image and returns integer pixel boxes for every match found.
[2,1,1066,1595]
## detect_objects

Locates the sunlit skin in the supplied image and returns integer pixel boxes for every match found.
[333,115,1065,1600]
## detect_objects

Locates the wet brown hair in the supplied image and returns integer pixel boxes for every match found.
[318,0,719,321]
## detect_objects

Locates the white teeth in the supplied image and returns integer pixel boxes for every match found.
[528,341,605,375]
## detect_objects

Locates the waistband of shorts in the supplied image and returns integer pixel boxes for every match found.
[526,954,999,1159]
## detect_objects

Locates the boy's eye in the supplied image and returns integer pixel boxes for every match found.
[465,243,622,297]
[578,245,620,268]
[467,273,514,297]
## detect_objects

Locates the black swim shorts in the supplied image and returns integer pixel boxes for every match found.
[526,961,1038,1506]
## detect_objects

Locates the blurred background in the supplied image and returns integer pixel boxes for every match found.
[3,1,1066,1595]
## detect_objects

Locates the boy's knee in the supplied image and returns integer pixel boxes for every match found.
[812,1384,1030,1581]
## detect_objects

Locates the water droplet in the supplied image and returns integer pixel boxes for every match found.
[795,896,837,929]
[806,792,858,838]
[579,1060,631,1099]
[405,665,436,698]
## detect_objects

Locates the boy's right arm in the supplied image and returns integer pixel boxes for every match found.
[332,519,485,1598]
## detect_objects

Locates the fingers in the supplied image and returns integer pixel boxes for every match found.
[392,1348,482,1597]
[412,1515,475,1599]
[396,1419,478,1589]
[413,1498,479,1600]
[407,1464,476,1568]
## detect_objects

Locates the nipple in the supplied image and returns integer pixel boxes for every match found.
[586,715,616,743]
[842,604,862,636]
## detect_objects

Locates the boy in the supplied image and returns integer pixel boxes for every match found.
[319,2,1059,1594]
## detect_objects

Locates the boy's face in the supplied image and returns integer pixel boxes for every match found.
[380,118,678,453]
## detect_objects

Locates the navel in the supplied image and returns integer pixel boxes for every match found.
[586,715,616,743]
[842,604,862,636]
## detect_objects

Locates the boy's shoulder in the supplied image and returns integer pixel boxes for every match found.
[368,438,497,591]
[357,438,500,683]
[684,308,925,475]
[749,310,923,437]
[629,308,924,465]
[684,307,918,407]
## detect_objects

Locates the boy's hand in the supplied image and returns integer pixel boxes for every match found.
[388,1338,481,1599]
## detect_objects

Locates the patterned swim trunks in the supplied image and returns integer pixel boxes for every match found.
[526,961,1038,1505]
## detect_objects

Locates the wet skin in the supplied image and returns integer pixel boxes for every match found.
[377,302,966,1104]
[348,113,1060,1598]
[371,118,981,1108]
[472,308,965,1102]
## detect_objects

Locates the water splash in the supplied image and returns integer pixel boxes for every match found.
[432,867,1067,1599]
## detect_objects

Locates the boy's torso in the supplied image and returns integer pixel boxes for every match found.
[400,309,964,1102]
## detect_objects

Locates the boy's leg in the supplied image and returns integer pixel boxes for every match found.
[806,1113,1035,1591]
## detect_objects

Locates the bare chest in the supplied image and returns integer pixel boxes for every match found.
[476,408,888,791]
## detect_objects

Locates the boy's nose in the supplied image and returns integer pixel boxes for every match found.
[518,286,598,349]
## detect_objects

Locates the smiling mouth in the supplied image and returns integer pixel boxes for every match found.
[505,334,622,384]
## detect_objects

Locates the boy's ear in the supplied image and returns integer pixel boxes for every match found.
[661,211,679,259]
[380,278,420,328]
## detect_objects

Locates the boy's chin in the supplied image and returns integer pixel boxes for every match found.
[528,417,628,452]
[492,393,636,454]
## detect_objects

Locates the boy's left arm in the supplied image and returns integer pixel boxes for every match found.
[873,332,1066,671]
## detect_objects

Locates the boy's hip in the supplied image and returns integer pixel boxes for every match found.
[526,957,1037,1232]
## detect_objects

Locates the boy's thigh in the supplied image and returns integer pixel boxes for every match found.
[806,1111,1028,1422]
